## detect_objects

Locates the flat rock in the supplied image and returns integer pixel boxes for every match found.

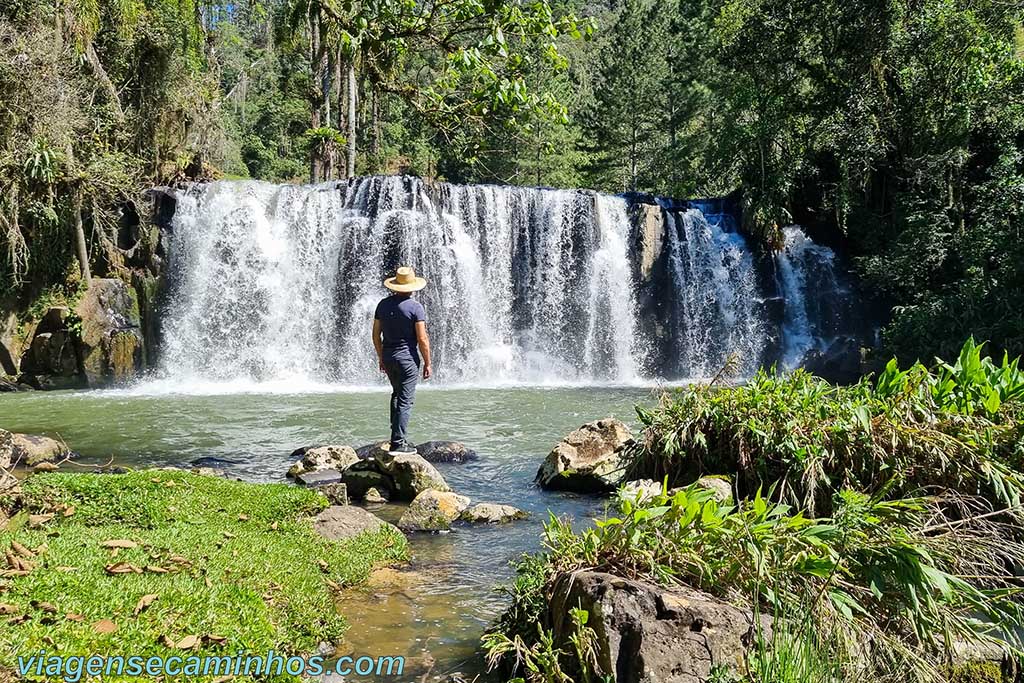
[536,418,632,493]
[312,505,397,542]
[460,503,528,524]
[296,470,345,487]
[287,445,359,478]
[398,490,470,532]
[11,433,72,466]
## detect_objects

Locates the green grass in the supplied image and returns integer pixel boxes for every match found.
[0,470,407,681]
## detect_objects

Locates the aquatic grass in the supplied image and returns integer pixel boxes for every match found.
[0,470,407,681]
[489,483,1024,682]
[625,338,1024,515]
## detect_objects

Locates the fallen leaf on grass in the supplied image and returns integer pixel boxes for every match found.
[204,634,227,645]
[133,594,158,616]
[221,531,236,539]
[104,562,143,575]
[204,576,212,588]
[176,635,199,649]
[92,619,118,634]
[65,613,84,622]
[145,566,171,574]
[31,601,57,614]
[269,521,278,531]
[62,505,76,517]
[100,539,138,550]
[10,541,35,559]
[28,514,54,528]
[8,614,30,625]
[237,514,249,521]
[0,603,18,615]
[317,560,329,573]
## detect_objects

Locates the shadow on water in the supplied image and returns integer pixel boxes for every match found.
[0,385,661,681]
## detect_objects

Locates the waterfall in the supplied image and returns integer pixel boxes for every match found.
[661,207,767,377]
[156,177,855,389]
[774,226,853,369]
[159,178,645,387]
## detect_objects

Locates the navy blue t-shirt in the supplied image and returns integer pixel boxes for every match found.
[374,294,427,363]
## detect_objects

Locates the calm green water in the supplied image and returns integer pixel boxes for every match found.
[0,385,659,680]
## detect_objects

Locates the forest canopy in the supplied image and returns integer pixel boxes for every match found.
[1,0,1022,365]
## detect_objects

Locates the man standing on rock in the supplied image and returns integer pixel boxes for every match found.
[373,266,432,455]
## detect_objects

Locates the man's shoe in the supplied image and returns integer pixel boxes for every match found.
[388,440,417,455]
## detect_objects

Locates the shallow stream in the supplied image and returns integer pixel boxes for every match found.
[0,384,660,680]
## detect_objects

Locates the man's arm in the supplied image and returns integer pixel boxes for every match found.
[415,321,432,379]
[372,318,385,373]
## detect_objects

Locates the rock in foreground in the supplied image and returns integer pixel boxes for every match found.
[313,505,399,541]
[536,418,632,493]
[398,490,470,532]
[10,432,72,466]
[549,571,769,682]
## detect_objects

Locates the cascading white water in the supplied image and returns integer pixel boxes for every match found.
[156,177,852,390]
[662,207,767,377]
[159,178,645,387]
[774,225,851,368]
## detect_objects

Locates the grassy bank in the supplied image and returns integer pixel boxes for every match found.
[0,470,407,680]
[487,340,1024,683]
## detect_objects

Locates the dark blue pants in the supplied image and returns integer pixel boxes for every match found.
[384,355,419,444]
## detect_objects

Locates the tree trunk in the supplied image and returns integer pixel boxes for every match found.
[346,61,357,178]
[84,43,125,122]
[308,13,322,183]
[73,191,92,288]
[334,47,343,130]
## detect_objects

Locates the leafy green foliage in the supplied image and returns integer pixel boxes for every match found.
[626,339,1024,514]
[490,484,1024,683]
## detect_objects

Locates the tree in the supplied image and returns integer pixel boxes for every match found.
[583,0,669,193]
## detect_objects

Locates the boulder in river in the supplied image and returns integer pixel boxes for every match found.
[384,452,451,501]
[10,433,72,466]
[398,490,470,532]
[459,503,527,524]
[536,418,632,493]
[312,505,398,542]
[287,445,359,478]
[548,571,770,682]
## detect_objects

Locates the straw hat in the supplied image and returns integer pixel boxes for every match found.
[384,266,427,293]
